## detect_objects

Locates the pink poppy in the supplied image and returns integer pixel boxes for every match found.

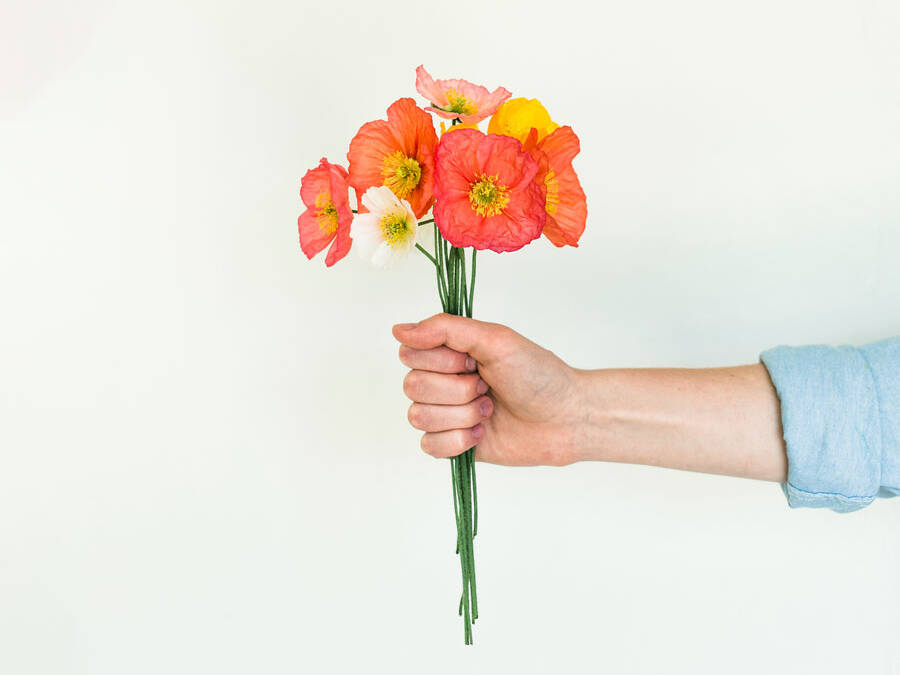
[415,65,512,125]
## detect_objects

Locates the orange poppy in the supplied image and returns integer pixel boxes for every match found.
[347,98,438,219]
[522,126,587,247]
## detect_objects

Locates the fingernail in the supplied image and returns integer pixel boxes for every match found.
[394,322,418,330]
[476,379,488,395]
[472,423,485,440]
[479,399,491,416]
[465,357,476,371]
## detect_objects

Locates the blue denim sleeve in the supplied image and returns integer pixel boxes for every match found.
[759,337,900,513]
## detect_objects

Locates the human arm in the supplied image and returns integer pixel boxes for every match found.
[394,314,900,512]
[393,313,787,481]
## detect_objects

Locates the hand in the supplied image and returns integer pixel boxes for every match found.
[392,314,584,466]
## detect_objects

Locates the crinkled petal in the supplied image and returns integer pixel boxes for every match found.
[415,65,447,107]
[324,220,352,266]
[298,209,333,260]
[347,119,396,203]
[539,126,581,171]
[459,86,512,124]
[543,166,587,247]
[299,159,332,208]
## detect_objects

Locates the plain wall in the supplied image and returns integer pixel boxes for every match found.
[2,0,900,672]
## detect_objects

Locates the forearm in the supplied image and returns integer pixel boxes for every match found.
[571,364,788,482]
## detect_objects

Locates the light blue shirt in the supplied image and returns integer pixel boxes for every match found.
[760,337,900,512]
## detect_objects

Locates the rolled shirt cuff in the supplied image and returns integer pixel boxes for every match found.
[760,342,890,513]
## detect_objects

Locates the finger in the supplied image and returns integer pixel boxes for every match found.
[392,313,510,364]
[408,396,493,432]
[402,370,487,405]
[398,345,477,374]
[420,424,486,459]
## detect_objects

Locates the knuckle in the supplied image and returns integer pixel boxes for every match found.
[419,434,436,456]
[440,349,459,371]
[398,345,412,365]
[402,371,420,398]
[465,375,480,399]
[407,404,425,429]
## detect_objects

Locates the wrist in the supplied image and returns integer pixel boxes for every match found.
[566,367,623,464]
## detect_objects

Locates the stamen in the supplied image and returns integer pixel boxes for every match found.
[544,170,559,215]
[468,174,510,217]
[380,210,413,249]
[315,191,339,235]
[445,89,478,116]
[381,151,422,198]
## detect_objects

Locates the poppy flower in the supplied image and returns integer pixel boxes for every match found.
[487,97,559,144]
[522,126,588,247]
[415,65,512,125]
[347,98,437,219]
[350,186,428,268]
[297,157,353,266]
[433,128,546,253]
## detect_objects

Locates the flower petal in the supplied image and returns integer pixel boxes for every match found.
[299,158,332,208]
[371,241,397,268]
[361,185,399,214]
[325,221,352,266]
[539,126,581,171]
[415,65,446,107]
[298,209,333,260]
[542,166,587,247]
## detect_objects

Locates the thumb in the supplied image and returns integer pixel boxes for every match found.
[392,313,506,364]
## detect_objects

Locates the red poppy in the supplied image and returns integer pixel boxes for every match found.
[433,128,546,253]
[297,158,353,266]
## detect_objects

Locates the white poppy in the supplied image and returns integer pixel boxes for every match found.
[350,186,428,268]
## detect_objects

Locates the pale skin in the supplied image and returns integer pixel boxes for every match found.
[394,313,788,482]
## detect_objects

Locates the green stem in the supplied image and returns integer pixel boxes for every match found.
[460,249,469,317]
[433,225,449,310]
[451,457,460,555]
[468,249,476,318]
[471,448,478,537]
[416,243,437,266]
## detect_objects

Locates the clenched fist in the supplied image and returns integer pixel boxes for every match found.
[393,314,584,466]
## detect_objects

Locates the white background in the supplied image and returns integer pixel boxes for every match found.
[2,0,900,672]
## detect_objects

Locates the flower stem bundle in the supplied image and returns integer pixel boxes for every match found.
[432,228,479,642]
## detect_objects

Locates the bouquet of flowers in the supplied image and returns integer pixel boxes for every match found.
[297,65,587,644]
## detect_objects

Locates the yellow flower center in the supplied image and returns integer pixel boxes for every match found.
[380,210,413,249]
[468,174,510,217]
[381,151,421,199]
[445,89,478,116]
[315,190,339,235]
[544,170,559,215]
